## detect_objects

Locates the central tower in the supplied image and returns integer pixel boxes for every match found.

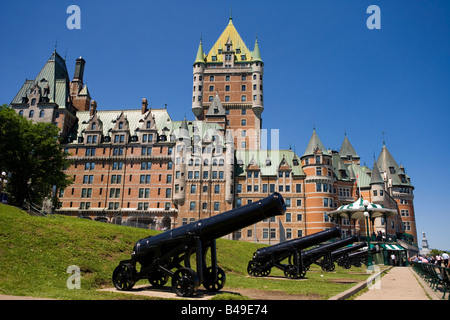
[192,17,264,150]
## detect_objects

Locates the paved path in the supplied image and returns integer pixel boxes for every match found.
[354,266,440,300]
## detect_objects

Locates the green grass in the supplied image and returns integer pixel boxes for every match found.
[0,204,374,300]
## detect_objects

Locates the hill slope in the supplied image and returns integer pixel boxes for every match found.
[0,204,261,299]
[0,204,371,300]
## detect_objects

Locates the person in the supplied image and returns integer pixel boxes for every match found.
[436,254,442,266]
[391,253,396,266]
[442,251,449,267]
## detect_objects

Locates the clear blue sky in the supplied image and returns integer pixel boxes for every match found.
[1,0,449,251]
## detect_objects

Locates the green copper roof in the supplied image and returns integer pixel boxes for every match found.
[235,149,304,177]
[10,50,70,109]
[339,136,359,159]
[252,37,262,62]
[302,129,330,157]
[194,40,205,65]
[370,159,384,185]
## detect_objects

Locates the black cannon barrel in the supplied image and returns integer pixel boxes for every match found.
[253,226,342,259]
[331,242,367,258]
[134,192,286,254]
[302,235,358,259]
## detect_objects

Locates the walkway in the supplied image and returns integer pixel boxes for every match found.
[354,266,440,300]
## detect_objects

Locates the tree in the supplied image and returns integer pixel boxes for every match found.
[0,106,72,207]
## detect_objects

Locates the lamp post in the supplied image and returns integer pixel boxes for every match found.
[363,200,373,267]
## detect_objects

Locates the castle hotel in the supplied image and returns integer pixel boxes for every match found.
[8,17,419,255]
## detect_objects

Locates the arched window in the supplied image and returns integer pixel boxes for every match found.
[29,110,34,118]
[19,110,24,116]
[39,110,45,118]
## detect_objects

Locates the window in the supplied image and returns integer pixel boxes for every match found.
[29,110,34,118]
[226,75,230,81]
[316,167,322,176]
[225,85,230,92]
[241,95,246,102]
[296,184,302,193]
[214,202,220,211]
[39,110,45,118]
[138,188,150,198]
[286,213,291,222]
[210,76,214,81]
[241,119,246,126]
[241,85,246,91]
[190,202,195,211]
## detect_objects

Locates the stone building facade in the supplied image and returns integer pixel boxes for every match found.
[7,17,418,247]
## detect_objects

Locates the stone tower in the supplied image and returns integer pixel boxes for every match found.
[420,232,430,255]
[191,17,263,151]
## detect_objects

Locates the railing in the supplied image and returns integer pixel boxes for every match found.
[412,262,450,300]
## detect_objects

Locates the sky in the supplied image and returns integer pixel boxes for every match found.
[0,0,449,251]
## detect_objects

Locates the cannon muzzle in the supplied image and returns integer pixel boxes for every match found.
[134,192,286,254]
[253,226,342,259]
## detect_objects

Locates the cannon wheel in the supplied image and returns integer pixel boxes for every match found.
[247,261,262,277]
[284,264,299,279]
[112,263,136,291]
[321,262,335,272]
[148,270,169,287]
[298,267,307,279]
[172,267,199,297]
[203,267,226,292]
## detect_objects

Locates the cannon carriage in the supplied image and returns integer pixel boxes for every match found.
[301,235,359,272]
[334,242,368,269]
[112,193,286,296]
[247,226,342,279]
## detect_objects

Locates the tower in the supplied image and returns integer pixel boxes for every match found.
[70,56,91,112]
[301,129,334,234]
[420,232,430,255]
[191,16,264,150]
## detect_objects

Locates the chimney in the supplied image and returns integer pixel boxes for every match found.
[142,98,148,114]
[90,100,97,116]
[74,56,86,82]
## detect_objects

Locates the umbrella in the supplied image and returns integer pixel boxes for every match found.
[328,198,397,220]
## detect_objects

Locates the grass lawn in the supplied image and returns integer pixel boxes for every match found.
[0,204,375,300]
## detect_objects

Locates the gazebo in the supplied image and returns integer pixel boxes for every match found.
[328,198,397,265]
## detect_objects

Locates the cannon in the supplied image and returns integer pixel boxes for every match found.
[301,235,359,272]
[112,192,286,296]
[334,242,367,269]
[247,226,341,279]
[347,246,378,267]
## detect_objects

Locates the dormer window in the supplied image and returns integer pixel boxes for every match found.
[118,122,123,129]
[31,98,36,106]
[91,123,96,130]
[146,121,151,128]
